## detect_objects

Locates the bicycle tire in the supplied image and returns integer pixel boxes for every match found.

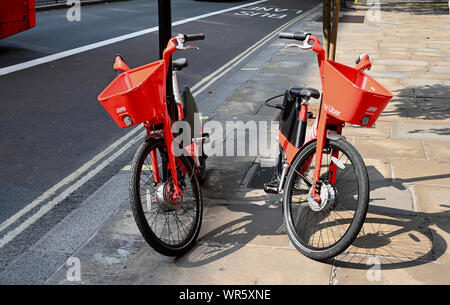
[129,138,203,257]
[283,138,369,260]
[198,155,207,185]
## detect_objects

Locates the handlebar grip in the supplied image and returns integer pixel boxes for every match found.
[279,31,309,41]
[184,33,205,42]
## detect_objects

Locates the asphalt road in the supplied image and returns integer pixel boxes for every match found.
[0,0,320,260]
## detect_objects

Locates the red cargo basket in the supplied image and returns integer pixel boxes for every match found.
[98,61,166,128]
[322,60,393,127]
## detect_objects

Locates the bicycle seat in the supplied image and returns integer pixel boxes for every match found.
[173,58,188,71]
[289,87,320,100]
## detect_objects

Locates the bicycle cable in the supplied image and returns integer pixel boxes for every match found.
[264,93,285,109]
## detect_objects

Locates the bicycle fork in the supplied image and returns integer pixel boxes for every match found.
[310,111,342,203]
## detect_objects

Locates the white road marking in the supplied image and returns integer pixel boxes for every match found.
[0,129,146,248]
[0,3,321,248]
[0,125,143,234]
[0,0,268,76]
[0,0,268,243]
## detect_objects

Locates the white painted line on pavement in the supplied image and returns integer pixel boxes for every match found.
[0,129,146,248]
[0,0,268,242]
[0,0,267,76]
[0,2,321,249]
[0,125,144,235]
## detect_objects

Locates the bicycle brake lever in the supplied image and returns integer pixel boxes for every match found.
[285,44,302,49]
[285,43,312,50]
[187,45,199,50]
[176,45,200,51]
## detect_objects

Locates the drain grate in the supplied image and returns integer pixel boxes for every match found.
[246,164,276,189]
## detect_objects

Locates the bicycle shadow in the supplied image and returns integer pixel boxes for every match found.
[383,84,450,124]
[176,165,449,271]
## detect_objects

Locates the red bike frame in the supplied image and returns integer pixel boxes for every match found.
[279,35,377,203]
[107,37,193,200]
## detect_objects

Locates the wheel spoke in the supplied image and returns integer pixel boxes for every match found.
[285,140,368,257]
[130,140,201,254]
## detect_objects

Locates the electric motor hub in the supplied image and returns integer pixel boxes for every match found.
[308,183,337,212]
[156,180,183,212]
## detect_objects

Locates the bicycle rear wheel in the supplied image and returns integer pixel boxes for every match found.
[129,138,202,257]
[283,138,369,260]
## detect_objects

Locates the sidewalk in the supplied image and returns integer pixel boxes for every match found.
[32,3,450,284]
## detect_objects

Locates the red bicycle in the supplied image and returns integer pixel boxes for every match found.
[264,31,393,260]
[98,33,207,256]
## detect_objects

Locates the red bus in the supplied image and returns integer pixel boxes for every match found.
[0,0,36,39]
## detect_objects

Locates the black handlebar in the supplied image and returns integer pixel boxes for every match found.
[279,31,310,41]
[184,33,205,42]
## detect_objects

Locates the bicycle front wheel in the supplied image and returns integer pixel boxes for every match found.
[283,138,369,260]
[129,138,203,257]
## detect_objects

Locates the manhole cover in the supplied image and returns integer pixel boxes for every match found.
[246,164,276,189]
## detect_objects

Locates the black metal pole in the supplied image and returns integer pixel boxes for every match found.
[158,0,175,120]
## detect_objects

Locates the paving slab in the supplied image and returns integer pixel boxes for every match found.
[392,122,450,142]
[198,203,288,248]
[387,64,428,72]
[353,138,426,160]
[112,244,332,285]
[202,166,250,200]
[406,117,450,125]
[100,208,141,236]
[411,84,450,99]
[411,72,450,80]
[332,256,450,285]
[368,182,415,216]
[414,184,450,215]
[233,188,281,205]
[378,110,409,122]
[392,160,450,186]
[364,159,393,182]
[46,232,144,284]
[342,122,391,139]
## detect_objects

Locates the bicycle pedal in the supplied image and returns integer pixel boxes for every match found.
[264,181,279,194]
